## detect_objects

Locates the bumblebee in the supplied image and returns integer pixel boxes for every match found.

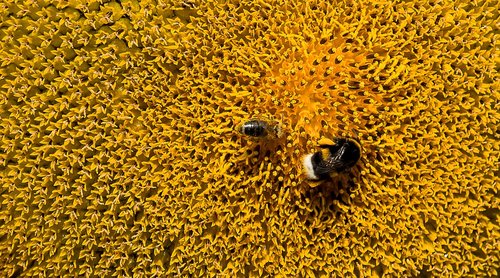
[303,138,361,180]
[238,118,282,139]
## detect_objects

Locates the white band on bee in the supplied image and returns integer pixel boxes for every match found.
[302,154,319,180]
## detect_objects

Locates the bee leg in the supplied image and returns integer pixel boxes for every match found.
[318,137,336,147]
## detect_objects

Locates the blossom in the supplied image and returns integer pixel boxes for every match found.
[1,0,498,276]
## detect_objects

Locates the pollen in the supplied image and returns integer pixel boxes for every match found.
[1,0,498,277]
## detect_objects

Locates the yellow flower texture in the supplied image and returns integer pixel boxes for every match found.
[1,0,498,276]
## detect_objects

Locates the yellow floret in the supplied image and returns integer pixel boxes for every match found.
[0,0,498,277]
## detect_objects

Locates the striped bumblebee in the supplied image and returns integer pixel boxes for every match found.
[303,138,361,180]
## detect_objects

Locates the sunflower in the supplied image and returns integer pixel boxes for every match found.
[1,0,498,276]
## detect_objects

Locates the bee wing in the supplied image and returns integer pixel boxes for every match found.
[319,158,346,174]
[313,164,333,177]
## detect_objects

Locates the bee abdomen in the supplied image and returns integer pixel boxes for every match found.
[240,120,269,137]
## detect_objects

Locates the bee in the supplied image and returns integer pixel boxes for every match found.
[238,118,282,139]
[303,138,361,180]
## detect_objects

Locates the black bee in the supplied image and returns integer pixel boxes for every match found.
[303,138,361,180]
[239,118,282,139]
